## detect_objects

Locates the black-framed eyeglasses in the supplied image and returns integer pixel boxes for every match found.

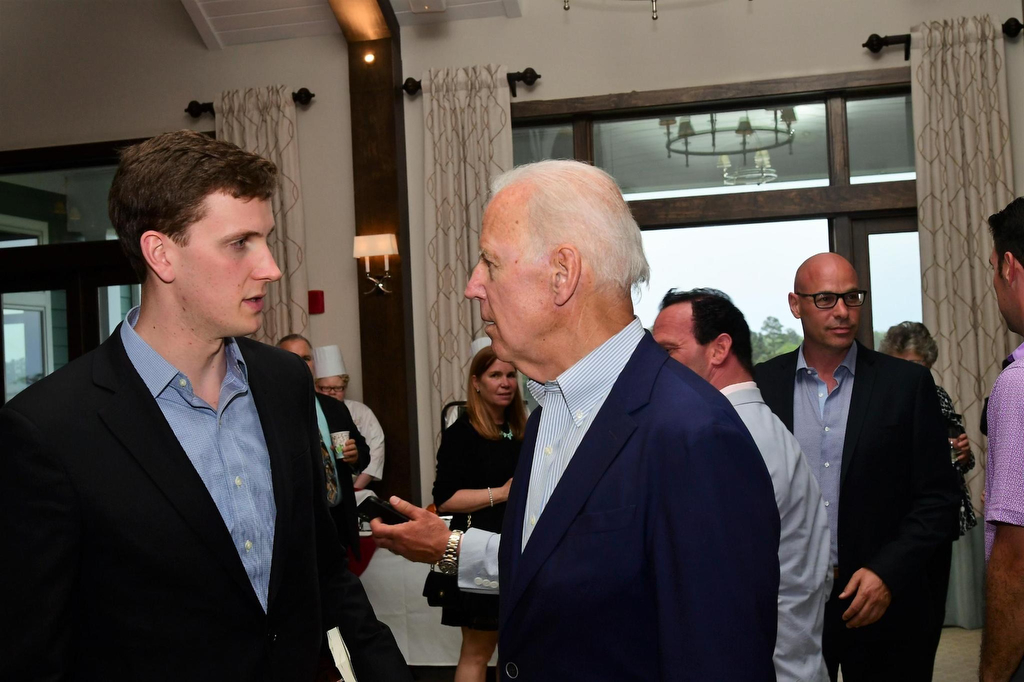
[794,289,867,309]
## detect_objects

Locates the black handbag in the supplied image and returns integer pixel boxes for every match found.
[422,568,460,608]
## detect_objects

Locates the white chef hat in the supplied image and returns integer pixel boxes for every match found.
[470,336,492,358]
[313,345,347,379]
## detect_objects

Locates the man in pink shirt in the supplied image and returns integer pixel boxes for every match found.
[981,198,1024,682]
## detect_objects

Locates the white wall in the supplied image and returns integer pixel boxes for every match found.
[0,0,368,399]
[401,0,1024,499]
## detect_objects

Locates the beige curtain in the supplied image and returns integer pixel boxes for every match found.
[422,65,513,444]
[216,85,309,344]
[911,14,1017,628]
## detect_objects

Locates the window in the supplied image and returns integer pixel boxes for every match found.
[0,166,118,245]
[3,290,68,402]
[512,123,574,165]
[594,103,829,200]
[635,220,829,363]
[510,70,919,350]
[847,95,915,185]
[868,230,922,345]
[0,138,140,406]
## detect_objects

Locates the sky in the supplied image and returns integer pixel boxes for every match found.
[632,219,923,336]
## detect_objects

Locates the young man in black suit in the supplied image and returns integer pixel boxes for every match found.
[0,130,410,682]
[755,253,959,682]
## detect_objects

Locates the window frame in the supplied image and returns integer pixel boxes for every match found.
[0,137,144,406]
[511,67,916,349]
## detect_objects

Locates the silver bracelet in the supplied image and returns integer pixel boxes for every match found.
[487,487,494,507]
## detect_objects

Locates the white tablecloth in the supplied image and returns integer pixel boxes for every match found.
[360,548,500,666]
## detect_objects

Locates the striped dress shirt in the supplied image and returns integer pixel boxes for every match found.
[458,318,645,589]
[792,343,856,566]
[120,307,277,611]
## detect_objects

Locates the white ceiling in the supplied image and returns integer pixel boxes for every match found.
[180,0,521,49]
[180,0,341,50]
[387,0,521,26]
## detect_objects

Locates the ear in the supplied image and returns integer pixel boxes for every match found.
[140,230,176,284]
[471,375,480,393]
[551,245,582,307]
[708,333,733,369]
[788,292,801,319]
[1004,252,1021,285]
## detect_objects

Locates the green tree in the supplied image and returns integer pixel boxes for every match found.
[750,316,803,365]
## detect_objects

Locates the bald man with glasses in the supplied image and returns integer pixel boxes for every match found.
[755,253,959,682]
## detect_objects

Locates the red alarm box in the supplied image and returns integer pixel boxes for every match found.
[308,290,325,315]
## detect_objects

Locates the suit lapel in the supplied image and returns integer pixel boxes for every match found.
[840,342,875,491]
[503,336,660,619]
[764,351,798,431]
[95,333,259,608]
[239,339,294,609]
[499,408,541,629]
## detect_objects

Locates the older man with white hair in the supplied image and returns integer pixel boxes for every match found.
[374,160,780,681]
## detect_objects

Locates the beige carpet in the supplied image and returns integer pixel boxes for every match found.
[933,627,981,682]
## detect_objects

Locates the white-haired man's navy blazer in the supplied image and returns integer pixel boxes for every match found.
[496,334,781,681]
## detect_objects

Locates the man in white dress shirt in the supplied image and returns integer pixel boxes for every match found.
[653,287,831,682]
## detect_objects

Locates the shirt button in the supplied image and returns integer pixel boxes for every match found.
[575,410,583,420]
[530,514,537,526]
[824,462,830,468]
[474,577,484,586]
[244,540,253,552]
[544,445,553,456]
[824,501,831,507]
[824,426,830,432]
[818,393,824,398]
[235,476,243,487]
[178,378,187,388]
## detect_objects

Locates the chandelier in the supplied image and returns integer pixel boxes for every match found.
[660,108,798,186]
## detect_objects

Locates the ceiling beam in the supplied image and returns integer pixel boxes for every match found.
[328,0,391,42]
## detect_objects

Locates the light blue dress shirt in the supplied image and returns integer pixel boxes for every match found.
[792,343,857,566]
[120,307,277,611]
[458,318,645,592]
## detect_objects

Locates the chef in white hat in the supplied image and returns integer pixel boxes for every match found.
[313,345,386,497]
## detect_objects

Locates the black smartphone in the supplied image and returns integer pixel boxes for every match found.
[357,497,411,525]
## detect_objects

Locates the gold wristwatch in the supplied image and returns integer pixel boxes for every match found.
[437,529,463,575]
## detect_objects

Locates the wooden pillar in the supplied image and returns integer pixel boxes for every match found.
[342,7,420,503]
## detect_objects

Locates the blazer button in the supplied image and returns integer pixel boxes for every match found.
[267,632,277,643]
[505,662,519,679]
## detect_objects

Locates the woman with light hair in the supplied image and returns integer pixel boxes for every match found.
[879,321,976,536]
[430,345,527,682]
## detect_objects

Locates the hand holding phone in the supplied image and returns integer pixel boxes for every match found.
[357,497,411,525]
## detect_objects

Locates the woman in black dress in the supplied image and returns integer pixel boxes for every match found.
[432,345,527,682]
[880,321,976,536]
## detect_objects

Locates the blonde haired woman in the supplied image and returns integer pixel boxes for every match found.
[431,345,527,682]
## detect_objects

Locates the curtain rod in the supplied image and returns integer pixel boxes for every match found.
[184,88,315,118]
[863,17,1022,61]
[401,68,541,98]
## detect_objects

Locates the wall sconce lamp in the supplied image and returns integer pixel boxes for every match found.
[353,234,399,294]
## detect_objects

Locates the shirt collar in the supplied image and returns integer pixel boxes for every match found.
[1010,341,1024,363]
[527,317,645,424]
[120,305,248,398]
[720,380,758,396]
[795,341,857,377]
